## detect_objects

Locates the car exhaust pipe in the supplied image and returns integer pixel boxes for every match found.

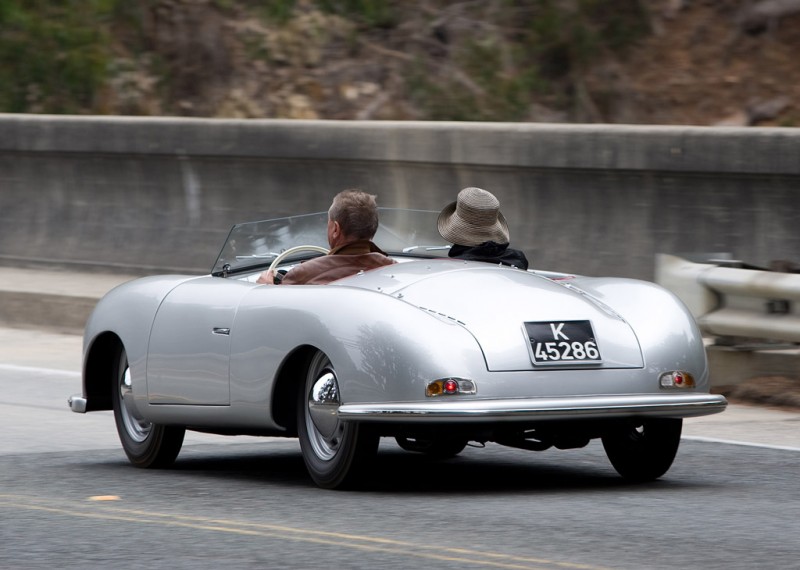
[494,437,552,452]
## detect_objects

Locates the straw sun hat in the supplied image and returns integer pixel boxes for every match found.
[437,187,510,247]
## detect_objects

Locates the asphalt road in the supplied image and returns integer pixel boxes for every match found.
[1,330,799,569]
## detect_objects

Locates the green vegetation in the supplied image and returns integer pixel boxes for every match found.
[258,0,394,26]
[409,39,544,122]
[317,0,395,28]
[409,0,650,121]
[0,0,120,113]
[0,0,650,120]
[259,0,297,24]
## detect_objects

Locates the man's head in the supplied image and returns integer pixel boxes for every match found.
[327,189,380,248]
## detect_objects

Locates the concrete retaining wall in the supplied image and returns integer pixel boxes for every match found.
[1,114,799,278]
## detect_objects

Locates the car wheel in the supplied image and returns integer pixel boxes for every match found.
[112,347,185,468]
[395,436,468,458]
[297,351,378,489]
[601,418,682,482]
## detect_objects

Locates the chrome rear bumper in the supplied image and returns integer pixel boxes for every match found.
[337,393,727,423]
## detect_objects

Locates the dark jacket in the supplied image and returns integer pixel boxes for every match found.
[280,240,395,285]
[448,241,529,270]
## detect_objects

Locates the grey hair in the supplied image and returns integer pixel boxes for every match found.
[328,189,379,240]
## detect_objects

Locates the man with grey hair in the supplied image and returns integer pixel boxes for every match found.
[257,189,395,285]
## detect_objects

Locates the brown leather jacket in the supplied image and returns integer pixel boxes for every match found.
[280,240,396,285]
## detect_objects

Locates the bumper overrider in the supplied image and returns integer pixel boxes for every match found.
[336,393,727,423]
[68,394,87,413]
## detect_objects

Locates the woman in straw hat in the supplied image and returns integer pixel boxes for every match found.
[437,187,529,270]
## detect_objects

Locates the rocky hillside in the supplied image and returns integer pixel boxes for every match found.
[2,0,799,126]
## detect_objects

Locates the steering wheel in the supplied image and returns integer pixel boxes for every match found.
[267,245,329,275]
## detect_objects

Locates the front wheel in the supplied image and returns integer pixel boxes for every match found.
[297,351,378,489]
[112,347,185,468]
[601,418,682,482]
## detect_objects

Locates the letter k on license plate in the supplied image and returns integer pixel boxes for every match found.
[524,320,602,365]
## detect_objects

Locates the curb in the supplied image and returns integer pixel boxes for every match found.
[0,290,95,334]
[0,266,138,334]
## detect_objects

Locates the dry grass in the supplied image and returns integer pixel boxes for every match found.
[716,376,800,411]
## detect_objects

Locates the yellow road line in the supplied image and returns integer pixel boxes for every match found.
[0,494,608,570]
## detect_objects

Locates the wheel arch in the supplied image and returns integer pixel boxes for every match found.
[270,344,318,435]
[83,331,124,412]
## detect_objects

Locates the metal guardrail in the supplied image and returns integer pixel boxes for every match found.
[655,254,800,345]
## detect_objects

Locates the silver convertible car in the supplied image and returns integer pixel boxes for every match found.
[70,209,727,489]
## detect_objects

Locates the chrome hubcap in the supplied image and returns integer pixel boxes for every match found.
[118,357,152,443]
[308,371,340,438]
[305,355,343,461]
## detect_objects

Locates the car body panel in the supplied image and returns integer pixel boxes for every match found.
[147,277,254,405]
[82,275,196,408]
[338,260,645,371]
[76,209,725,441]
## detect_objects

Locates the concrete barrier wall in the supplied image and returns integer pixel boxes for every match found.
[1,114,799,279]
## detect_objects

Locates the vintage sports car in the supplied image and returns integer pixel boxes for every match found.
[70,209,727,489]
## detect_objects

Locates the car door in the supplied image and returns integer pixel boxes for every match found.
[146,276,255,405]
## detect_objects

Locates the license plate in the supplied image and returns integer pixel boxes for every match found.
[524,320,602,364]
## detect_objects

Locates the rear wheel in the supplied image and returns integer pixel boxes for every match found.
[112,347,184,468]
[297,351,378,489]
[601,418,682,482]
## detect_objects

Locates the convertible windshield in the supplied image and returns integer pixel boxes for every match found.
[212,208,450,275]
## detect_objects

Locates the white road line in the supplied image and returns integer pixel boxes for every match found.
[0,363,80,377]
[683,435,800,452]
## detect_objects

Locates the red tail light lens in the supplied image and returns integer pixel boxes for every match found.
[426,378,477,397]
[659,371,695,389]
